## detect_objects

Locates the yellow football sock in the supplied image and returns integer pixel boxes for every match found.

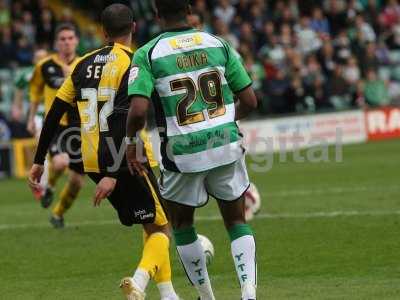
[48,161,63,188]
[138,232,170,280]
[153,243,172,283]
[52,182,79,217]
[142,231,173,283]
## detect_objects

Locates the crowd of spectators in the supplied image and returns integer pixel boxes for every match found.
[1,0,400,117]
[175,0,400,114]
[0,0,101,69]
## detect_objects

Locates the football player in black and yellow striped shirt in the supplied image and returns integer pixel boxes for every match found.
[27,23,85,228]
[29,4,179,300]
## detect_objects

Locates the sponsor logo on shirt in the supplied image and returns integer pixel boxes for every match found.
[169,34,203,50]
[94,53,117,64]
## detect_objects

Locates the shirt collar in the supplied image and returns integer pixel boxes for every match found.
[159,26,195,34]
[110,42,132,53]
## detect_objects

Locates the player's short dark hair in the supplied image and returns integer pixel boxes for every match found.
[101,3,134,38]
[55,23,78,38]
[154,0,190,21]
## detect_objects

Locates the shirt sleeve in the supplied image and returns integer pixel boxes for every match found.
[127,48,155,99]
[33,98,71,165]
[56,75,76,105]
[29,64,45,104]
[224,42,252,93]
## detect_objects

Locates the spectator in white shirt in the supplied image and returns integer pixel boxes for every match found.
[214,0,236,25]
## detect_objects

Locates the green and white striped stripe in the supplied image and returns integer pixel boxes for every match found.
[129,29,251,172]
[154,31,241,171]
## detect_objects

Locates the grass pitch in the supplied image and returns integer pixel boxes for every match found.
[0,140,399,299]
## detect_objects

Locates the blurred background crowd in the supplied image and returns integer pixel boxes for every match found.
[1,0,400,140]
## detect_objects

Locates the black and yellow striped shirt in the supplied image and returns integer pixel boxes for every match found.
[30,54,80,126]
[56,42,156,174]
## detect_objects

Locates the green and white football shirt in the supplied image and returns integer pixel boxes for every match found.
[128,27,252,173]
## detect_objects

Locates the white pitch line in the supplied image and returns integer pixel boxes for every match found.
[0,210,399,231]
[267,185,400,198]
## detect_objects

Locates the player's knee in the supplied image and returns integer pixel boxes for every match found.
[143,223,172,239]
[52,160,68,172]
[164,205,194,230]
[52,155,69,171]
[165,208,194,229]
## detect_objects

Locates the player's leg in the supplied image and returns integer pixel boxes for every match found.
[217,198,257,300]
[48,153,69,187]
[40,126,69,208]
[129,223,179,300]
[50,125,84,228]
[206,157,257,300]
[51,169,84,228]
[40,152,68,208]
[129,181,179,300]
[161,171,215,300]
[115,170,178,299]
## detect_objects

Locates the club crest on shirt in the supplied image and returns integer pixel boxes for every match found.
[128,66,139,84]
[47,66,55,74]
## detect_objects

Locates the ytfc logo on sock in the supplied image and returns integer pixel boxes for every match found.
[235,252,248,283]
[191,259,201,266]
[235,253,244,261]
[192,259,205,285]
[238,263,246,271]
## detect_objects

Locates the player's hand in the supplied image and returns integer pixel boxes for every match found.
[28,164,44,192]
[126,144,148,176]
[27,119,37,136]
[93,177,116,207]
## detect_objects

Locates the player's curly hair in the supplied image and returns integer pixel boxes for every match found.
[154,0,190,21]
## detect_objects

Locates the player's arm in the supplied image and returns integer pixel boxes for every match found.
[12,71,28,121]
[28,75,76,191]
[126,49,155,176]
[223,42,258,120]
[28,63,45,135]
[12,88,24,121]
[28,98,71,191]
[234,87,258,121]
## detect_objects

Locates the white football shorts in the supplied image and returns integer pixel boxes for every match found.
[159,156,250,207]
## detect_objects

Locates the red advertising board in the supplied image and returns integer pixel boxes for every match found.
[366,107,400,140]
